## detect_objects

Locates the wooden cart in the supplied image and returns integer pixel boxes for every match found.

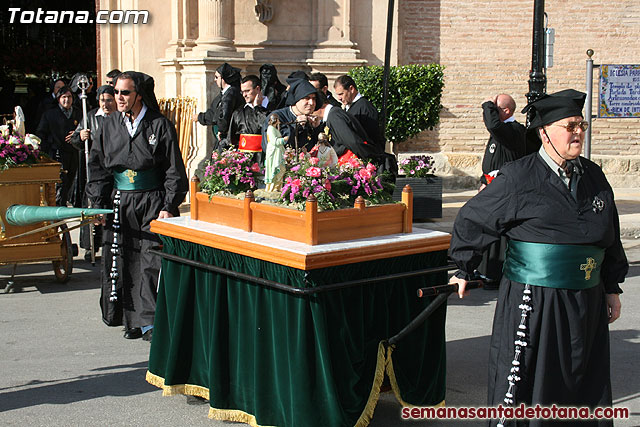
[0,158,74,292]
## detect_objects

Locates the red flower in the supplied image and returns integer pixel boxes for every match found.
[305,167,321,177]
[358,168,372,180]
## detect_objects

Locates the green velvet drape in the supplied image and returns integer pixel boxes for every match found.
[148,236,448,427]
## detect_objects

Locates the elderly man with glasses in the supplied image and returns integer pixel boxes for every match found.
[448,89,628,427]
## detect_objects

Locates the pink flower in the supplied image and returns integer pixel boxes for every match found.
[366,163,377,172]
[309,157,319,165]
[305,167,321,177]
[251,162,261,172]
[212,152,219,160]
[324,179,331,191]
[358,168,372,180]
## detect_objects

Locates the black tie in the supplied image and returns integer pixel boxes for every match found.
[563,162,580,201]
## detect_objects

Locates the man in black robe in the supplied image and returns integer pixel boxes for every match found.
[313,95,382,161]
[259,64,286,112]
[278,71,310,110]
[36,85,82,206]
[477,94,527,289]
[261,78,320,153]
[228,75,268,148]
[87,71,188,342]
[192,63,244,149]
[309,72,341,108]
[449,89,627,426]
[70,85,116,261]
[333,75,385,153]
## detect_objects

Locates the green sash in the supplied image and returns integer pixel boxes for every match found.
[503,240,604,290]
[113,168,162,191]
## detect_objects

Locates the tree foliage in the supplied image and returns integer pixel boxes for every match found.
[349,64,445,143]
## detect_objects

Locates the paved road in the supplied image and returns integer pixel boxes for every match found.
[1,232,638,426]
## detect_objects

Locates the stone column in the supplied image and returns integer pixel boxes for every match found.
[194,0,235,53]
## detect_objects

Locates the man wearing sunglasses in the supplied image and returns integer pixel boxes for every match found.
[87,71,188,343]
[449,89,627,425]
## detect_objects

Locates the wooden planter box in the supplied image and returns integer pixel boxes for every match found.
[0,157,62,262]
[189,177,414,245]
[392,176,442,220]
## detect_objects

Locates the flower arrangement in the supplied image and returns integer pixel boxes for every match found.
[0,125,41,171]
[280,149,394,211]
[399,154,435,178]
[200,149,262,196]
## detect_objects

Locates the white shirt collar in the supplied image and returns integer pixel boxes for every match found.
[123,103,147,137]
[95,108,107,117]
[322,104,333,122]
[503,116,516,123]
[221,85,230,95]
[261,96,269,108]
[345,93,363,111]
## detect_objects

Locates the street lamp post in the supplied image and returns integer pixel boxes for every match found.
[526,0,547,110]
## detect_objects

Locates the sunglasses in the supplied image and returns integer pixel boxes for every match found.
[113,89,135,96]
[551,120,589,133]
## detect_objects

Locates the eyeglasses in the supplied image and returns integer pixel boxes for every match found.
[113,89,134,96]
[551,120,589,133]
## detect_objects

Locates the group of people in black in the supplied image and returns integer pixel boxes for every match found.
[192,63,392,171]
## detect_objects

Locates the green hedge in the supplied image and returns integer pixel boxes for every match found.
[349,64,445,143]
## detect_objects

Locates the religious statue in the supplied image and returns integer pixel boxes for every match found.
[315,132,338,168]
[265,114,288,192]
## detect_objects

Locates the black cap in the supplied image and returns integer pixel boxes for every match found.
[522,89,586,129]
[216,63,241,85]
[96,85,115,101]
[286,79,319,110]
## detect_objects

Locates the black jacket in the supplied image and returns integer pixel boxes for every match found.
[326,107,383,160]
[36,105,82,156]
[348,96,384,152]
[197,86,244,139]
[87,108,189,216]
[480,101,527,183]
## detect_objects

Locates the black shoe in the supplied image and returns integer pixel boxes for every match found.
[124,328,142,339]
[142,329,153,342]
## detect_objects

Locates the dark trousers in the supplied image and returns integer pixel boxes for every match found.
[54,148,79,206]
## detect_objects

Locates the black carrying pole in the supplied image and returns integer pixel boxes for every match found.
[380,0,395,143]
[526,0,547,109]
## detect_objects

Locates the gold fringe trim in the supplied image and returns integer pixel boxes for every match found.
[145,370,210,400]
[354,341,387,427]
[208,408,276,427]
[385,345,445,409]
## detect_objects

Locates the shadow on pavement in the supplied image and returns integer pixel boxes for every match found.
[0,363,154,413]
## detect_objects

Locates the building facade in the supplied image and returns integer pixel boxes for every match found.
[99,0,640,186]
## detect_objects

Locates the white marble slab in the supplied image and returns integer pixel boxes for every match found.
[158,215,450,256]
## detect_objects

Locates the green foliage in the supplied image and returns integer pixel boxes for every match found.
[348,64,445,143]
